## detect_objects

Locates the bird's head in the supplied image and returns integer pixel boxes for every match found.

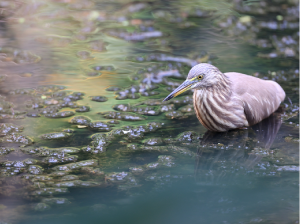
[163,63,223,101]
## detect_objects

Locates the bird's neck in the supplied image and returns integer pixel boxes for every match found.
[202,73,232,97]
[215,73,232,96]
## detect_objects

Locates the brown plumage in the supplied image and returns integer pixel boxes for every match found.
[163,63,285,132]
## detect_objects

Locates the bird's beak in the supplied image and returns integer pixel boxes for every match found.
[163,79,196,102]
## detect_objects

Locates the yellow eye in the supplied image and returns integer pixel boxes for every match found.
[197,75,203,80]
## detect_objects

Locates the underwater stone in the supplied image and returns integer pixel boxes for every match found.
[41,197,71,205]
[179,105,194,113]
[127,144,140,150]
[101,111,146,121]
[90,96,108,102]
[147,122,163,132]
[140,91,159,96]
[125,131,144,141]
[75,106,90,112]
[22,147,80,156]
[113,104,131,112]
[0,134,33,145]
[106,86,122,91]
[58,147,81,154]
[44,111,75,118]
[143,138,164,146]
[107,120,119,124]
[70,116,91,125]
[146,162,160,169]
[53,180,100,188]
[32,188,69,196]
[106,172,129,182]
[165,111,187,119]
[160,104,175,112]
[40,132,71,140]
[52,159,98,171]
[32,175,53,182]
[169,146,196,157]
[49,171,70,177]
[89,134,110,153]
[176,131,198,142]
[28,165,44,175]
[142,146,168,152]
[89,121,112,132]
[24,158,39,165]
[41,155,78,164]
[34,203,51,212]
[129,167,144,173]
[60,175,79,181]
[27,112,41,117]
[81,167,105,176]
[0,123,23,135]
[0,147,14,155]
[277,166,299,172]
[132,106,160,116]
[158,155,175,167]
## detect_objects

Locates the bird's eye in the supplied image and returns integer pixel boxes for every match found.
[197,75,203,80]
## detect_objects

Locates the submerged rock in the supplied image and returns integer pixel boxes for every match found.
[53,180,100,188]
[0,147,14,155]
[89,121,112,132]
[176,131,199,142]
[0,123,23,136]
[90,96,108,102]
[0,134,33,145]
[75,106,90,112]
[158,155,175,167]
[32,188,69,196]
[41,197,71,205]
[34,203,51,212]
[40,132,71,140]
[101,111,146,121]
[129,167,144,173]
[88,134,110,153]
[106,86,122,91]
[81,167,105,176]
[52,159,98,171]
[165,111,187,119]
[143,138,164,146]
[70,116,91,125]
[106,172,129,182]
[28,165,44,175]
[45,111,75,118]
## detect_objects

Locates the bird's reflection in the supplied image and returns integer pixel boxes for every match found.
[194,113,282,183]
[199,113,282,149]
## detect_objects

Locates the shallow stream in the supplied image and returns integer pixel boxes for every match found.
[0,0,298,223]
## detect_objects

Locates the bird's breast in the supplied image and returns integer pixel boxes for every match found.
[193,89,248,132]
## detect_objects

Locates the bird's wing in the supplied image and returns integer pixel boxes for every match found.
[225,72,285,126]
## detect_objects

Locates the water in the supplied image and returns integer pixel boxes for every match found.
[0,0,298,223]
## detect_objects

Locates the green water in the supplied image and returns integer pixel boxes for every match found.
[0,0,298,223]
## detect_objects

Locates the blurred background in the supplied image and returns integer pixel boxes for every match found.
[0,0,298,223]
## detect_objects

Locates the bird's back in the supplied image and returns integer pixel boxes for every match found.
[225,72,285,126]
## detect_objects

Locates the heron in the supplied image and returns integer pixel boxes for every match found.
[163,63,285,132]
